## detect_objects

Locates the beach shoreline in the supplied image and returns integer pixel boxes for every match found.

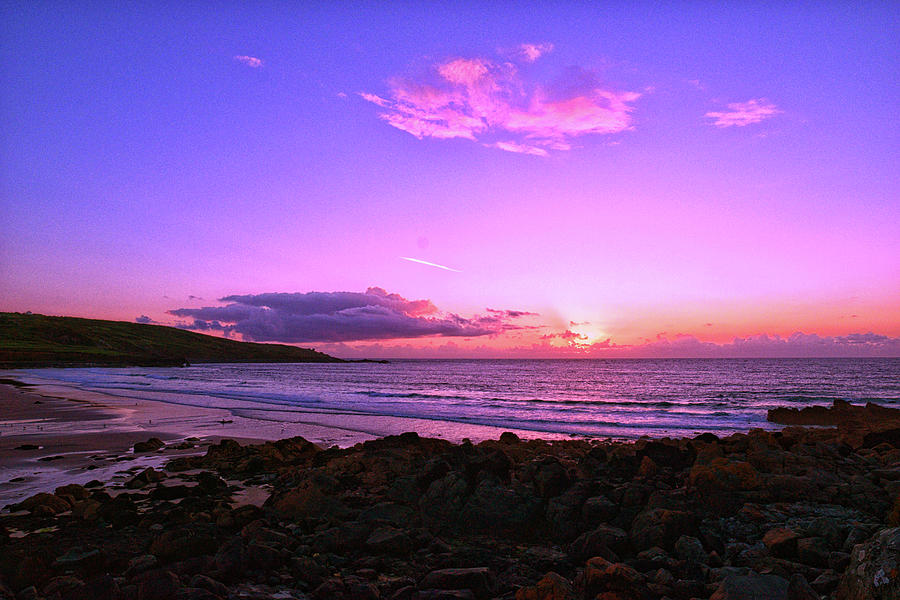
[0,379,384,508]
[1,378,900,598]
[0,373,577,508]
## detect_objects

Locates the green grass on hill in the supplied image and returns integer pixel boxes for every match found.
[0,312,342,367]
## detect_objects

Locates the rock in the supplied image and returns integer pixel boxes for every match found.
[709,572,789,600]
[499,432,520,444]
[124,555,159,578]
[863,428,900,448]
[132,569,181,600]
[545,485,587,541]
[420,472,469,532]
[80,574,121,600]
[829,550,851,571]
[674,535,708,564]
[54,484,89,502]
[582,556,645,600]
[836,527,900,600]
[582,495,617,525]
[459,479,543,537]
[787,574,818,600]
[213,537,246,580]
[71,499,101,521]
[245,541,283,570]
[359,502,415,526]
[17,492,70,515]
[797,536,830,568]
[689,458,762,493]
[134,438,165,453]
[366,526,412,555]
[515,572,573,600]
[629,508,698,552]
[568,525,627,562]
[174,588,221,600]
[811,570,840,594]
[189,574,229,598]
[53,548,105,573]
[150,484,191,500]
[763,527,800,560]
[636,440,694,471]
[196,471,228,494]
[125,467,165,489]
[266,476,343,520]
[42,576,85,598]
[527,457,570,498]
[417,591,475,600]
[148,527,218,562]
[420,568,496,600]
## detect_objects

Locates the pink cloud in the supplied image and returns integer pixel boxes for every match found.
[361,49,640,155]
[519,42,554,62]
[489,140,548,156]
[322,331,900,359]
[438,58,490,85]
[233,55,263,68]
[706,98,781,127]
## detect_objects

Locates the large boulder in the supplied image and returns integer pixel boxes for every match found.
[16,493,70,515]
[837,527,900,600]
[133,438,165,453]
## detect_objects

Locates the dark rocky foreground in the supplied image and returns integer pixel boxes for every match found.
[2,415,900,600]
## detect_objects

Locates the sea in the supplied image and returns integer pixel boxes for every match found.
[12,358,900,441]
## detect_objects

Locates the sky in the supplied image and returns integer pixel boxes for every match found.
[2,2,898,358]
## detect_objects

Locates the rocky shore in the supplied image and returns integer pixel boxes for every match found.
[2,405,899,600]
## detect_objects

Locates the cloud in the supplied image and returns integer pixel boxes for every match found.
[519,43,554,62]
[135,315,154,324]
[233,55,263,68]
[168,287,529,343]
[706,98,781,127]
[361,50,640,155]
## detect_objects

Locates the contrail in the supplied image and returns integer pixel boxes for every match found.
[400,257,461,272]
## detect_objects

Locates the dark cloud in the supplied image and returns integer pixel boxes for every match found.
[169,288,525,343]
[135,315,154,324]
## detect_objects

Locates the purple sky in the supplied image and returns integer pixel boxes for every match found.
[2,3,898,357]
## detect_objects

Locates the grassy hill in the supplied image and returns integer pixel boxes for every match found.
[0,312,342,367]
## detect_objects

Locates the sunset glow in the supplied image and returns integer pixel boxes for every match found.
[1,3,897,358]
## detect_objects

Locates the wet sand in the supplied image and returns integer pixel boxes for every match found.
[0,381,377,507]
